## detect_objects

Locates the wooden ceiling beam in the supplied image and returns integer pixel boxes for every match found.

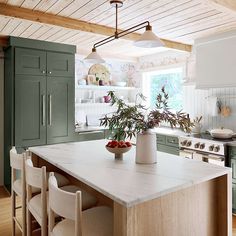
[0,3,192,52]
[208,0,236,11]
[0,35,9,47]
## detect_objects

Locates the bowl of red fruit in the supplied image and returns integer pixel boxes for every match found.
[106,140,132,159]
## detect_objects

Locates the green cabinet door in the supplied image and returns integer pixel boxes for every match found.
[233,183,236,213]
[15,48,46,76]
[47,52,74,77]
[231,159,236,179]
[46,76,74,144]
[15,75,47,147]
[157,144,179,155]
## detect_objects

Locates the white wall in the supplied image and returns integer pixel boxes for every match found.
[137,49,236,132]
[183,85,236,132]
[0,48,4,186]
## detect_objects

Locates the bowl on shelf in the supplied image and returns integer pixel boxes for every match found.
[106,140,132,159]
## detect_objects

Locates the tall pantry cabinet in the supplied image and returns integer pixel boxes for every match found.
[4,37,76,189]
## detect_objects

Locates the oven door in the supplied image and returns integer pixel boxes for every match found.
[179,149,194,159]
[196,152,225,166]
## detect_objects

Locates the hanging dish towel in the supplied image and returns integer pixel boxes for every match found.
[207,96,220,117]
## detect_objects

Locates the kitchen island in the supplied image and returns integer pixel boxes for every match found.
[29,140,232,236]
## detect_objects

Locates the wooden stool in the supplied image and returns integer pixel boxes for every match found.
[48,173,113,236]
[10,147,27,236]
[25,160,98,236]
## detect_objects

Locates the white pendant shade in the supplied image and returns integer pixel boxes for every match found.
[134,29,164,48]
[84,48,105,63]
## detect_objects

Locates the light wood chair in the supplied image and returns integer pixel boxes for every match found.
[25,158,47,236]
[48,173,113,236]
[25,160,98,236]
[10,147,27,236]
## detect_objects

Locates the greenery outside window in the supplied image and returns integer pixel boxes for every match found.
[142,67,183,112]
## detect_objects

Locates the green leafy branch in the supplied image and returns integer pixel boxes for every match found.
[100,87,193,140]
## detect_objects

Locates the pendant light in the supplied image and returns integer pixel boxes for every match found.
[84,0,164,63]
[133,25,164,48]
[84,48,105,64]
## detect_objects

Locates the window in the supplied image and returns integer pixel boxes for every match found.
[142,67,183,112]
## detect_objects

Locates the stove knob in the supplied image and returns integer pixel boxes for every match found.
[209,145,214,151]
[194,142,200,148]
[199,143,205,150]
[186,141,192,147]
[214,145,220,152]
[181,140,187,146]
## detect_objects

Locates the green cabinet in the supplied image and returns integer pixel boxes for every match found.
[233,183,236,212]
[156,134,179,155]
[47,52,74,77]
[13,44,75,146]
[15,51,74,147]
[15,48,46,75]
[228,146,236,213]
[156,134,166,145]
[47,76,74,144]
[4,36,76,190]
[15,75,47,147]
[231,159,236,179]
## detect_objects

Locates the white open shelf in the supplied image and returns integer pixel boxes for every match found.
[76,85,139,91]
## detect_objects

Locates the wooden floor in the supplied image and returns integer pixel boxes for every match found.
[0,186,236,235]
[0,186,21,236]
[0,187,41,236]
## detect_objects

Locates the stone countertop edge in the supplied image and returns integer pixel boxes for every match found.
[226,142,236,147]
[75,126,186,136]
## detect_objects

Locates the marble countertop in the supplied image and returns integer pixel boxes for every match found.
[75,125,187,136]
[225,141,236,147]
[29,140,230,207]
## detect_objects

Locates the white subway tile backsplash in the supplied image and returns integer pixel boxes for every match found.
[183,86,236,131]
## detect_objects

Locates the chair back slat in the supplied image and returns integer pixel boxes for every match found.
[49,174,81,221]
[25,159,45,189]
[10,147,24,170]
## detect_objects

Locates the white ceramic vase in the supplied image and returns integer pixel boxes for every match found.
[135,130,157,164]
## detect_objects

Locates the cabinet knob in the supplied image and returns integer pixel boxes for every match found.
[48,71,52,74]
[42,70,46,74]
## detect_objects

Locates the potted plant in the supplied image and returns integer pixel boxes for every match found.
[100,87,193,164]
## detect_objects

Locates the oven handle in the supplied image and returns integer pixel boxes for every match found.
[179,149,195,154]
[180,149,225,161]
[199,153,225,162]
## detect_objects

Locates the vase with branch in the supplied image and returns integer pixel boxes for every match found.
[100,87,193,163]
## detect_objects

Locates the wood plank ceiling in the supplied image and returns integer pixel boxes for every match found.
[0,0,235,60]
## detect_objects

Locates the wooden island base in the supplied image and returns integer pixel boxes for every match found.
[114,175,231,236]
[32,153,231,236]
